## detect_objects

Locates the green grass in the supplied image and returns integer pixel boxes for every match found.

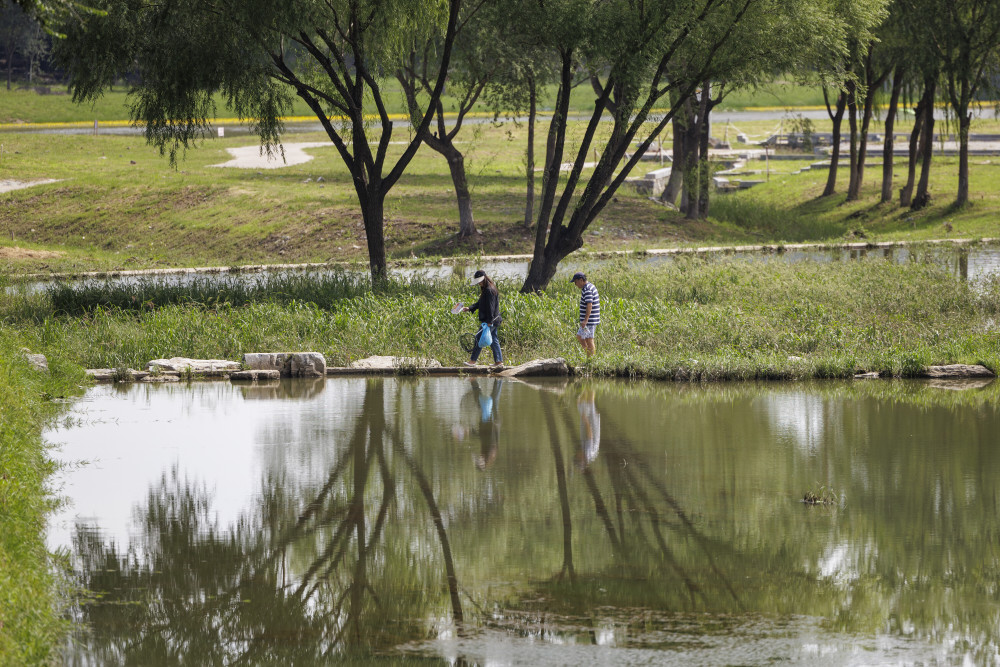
[2,111,1000,276]
[715,80,829,109]
[5,259,999,378]
[0,312,85,665]
[712,155,1000,242]
[1,258,998,662]
[1,79,827,125]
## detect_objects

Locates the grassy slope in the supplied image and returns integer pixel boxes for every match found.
[3,83,999,276]
[2,116,1000,275]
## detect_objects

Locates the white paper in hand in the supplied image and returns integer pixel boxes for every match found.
[450,303,464,314]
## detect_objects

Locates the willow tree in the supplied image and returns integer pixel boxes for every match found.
[10,0,100,32]
[815,0,890,199]
[907,0,1000,207]
[396,1,525,239]
[56,0,461,283]
[663,0,840,219]
[503,0,761,293]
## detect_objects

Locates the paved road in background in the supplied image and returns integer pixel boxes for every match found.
[7,106,997,137]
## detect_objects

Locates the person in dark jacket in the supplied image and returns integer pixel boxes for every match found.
[460,269,504,367]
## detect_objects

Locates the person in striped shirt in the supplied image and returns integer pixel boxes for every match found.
[572,272,600,357]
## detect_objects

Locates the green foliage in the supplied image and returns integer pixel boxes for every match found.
[0,331,84,665]
[4,259,998,378]
[785,113,816,152]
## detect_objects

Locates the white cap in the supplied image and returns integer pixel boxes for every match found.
[470,275,485,285]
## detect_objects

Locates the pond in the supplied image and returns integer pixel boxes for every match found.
[13,241,1000,298]
[48,376,1000,665]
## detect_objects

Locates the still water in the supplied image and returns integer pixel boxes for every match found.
[48,377,1000,665]
[14,242,1000,295]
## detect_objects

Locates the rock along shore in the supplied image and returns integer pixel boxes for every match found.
[80,353,995,386]
[84,354,575,383]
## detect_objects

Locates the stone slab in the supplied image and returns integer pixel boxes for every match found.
[243,352,327,377]
[498,358,570,377]
[919,364,995,379]
[348,355,443,369]
[146,357,242,373]
[141,375,180,383]
[327,365,497,376]
[86,368,150,382]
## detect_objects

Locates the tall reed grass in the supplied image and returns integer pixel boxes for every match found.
[5,257,999,379]
[42,270,440,317]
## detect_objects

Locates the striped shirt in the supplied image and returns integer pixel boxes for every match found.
[578,282,600,325]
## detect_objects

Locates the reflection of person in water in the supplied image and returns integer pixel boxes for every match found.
[575,389,601,469]
[468,377,503,470]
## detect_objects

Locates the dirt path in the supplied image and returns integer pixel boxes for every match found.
[0,246,64,259]
[209,142,329,169]
[0,179,60,193]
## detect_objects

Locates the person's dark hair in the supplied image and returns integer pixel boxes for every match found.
[476,270,497,293]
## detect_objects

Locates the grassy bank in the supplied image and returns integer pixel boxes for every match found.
[1,257,998,662]
[0,320,85,664]
[3,120,1000,276]
[5,258,999,379]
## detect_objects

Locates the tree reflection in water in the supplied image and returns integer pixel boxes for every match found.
[67,379,464,665]
[61,378,1000,664]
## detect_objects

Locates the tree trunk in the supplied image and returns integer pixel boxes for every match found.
[660,113,685,205]
[881,66,904,203]
[680,99,701,218]
[956,109,971,206]
[899,92,926,207]
[697,86,714,219]
[524,77,536,229]
[444,148,476,237]
[362,196,388,283]
[521,235,581,294]
[846,80,860,201]
[855,83,878,197]
[912,77,936,210]
[822,91,847,197]
[524,56,574,294]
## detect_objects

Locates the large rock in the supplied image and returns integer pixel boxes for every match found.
[141,375,180,383]
[919,364,995,379]
[20,348,48,372]
[498,358,570,377]
[243,352,327,377]
[86,368,150,382]
[146,357,242,373]
[348,356,442,370]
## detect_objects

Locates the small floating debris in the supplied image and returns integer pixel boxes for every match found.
[802,486,840,506]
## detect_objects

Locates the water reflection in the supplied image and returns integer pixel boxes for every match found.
[237,376,325,400]
[456,378,504,470]
[13,242,1000,295]
[575,389,600,469]
[48,377,1000,664]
